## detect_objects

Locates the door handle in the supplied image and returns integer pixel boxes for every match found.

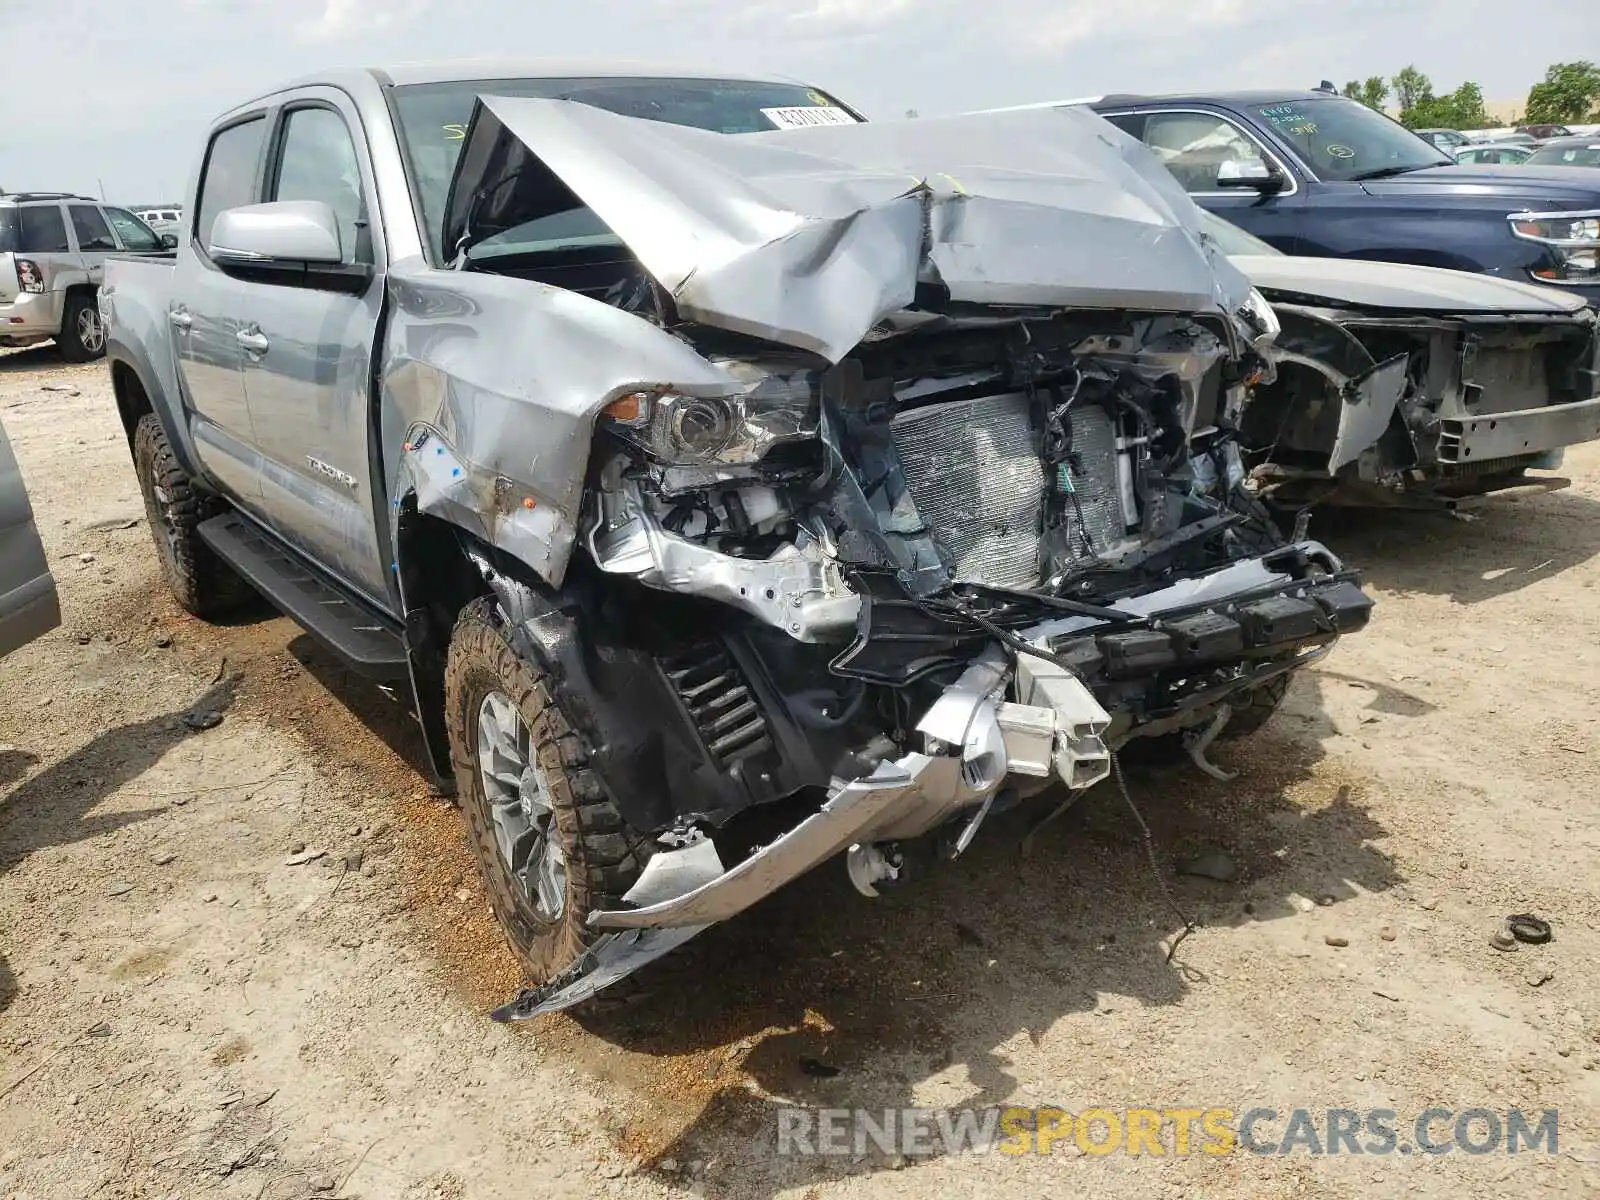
[168,310,192,330]
[236,329,269,355]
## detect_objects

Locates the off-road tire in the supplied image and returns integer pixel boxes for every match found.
[132,413,252,617]
[444,596,651,985]
[58,291,106,362]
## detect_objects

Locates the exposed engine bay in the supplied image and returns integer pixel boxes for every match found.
[1244,303,1600,508]
[470,303,1371,1017]
[408,96,1378,1017]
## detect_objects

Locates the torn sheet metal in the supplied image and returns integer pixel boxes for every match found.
[443,98,1253,361]
[489,925,707,1021]
[587,476,860,640]
[1329,353,1409,474]
[379,270,747,587]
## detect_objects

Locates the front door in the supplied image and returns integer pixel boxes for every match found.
[234,93,389,606]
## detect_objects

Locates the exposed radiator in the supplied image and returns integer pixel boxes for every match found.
[891,392,1125,589]
[1053,402,1127,562]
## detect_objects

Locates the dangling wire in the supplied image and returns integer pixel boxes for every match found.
[1110,750,1198,963]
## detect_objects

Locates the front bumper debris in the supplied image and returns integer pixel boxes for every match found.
[1436,395,1600,463]
[491,541,1369,1020]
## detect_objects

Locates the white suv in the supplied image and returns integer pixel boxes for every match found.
[0,193,173,360]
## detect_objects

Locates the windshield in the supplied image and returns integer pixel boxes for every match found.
[1250,97,1451,181]
[1196,209,1281,257]
[1527,142,1600,167]
[391,75,858,263]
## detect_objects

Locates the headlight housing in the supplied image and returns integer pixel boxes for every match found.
[601,357,822,466]
[1509,210,1600,285]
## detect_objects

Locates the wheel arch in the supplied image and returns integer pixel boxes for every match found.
[392,498,503,780]
[110,358,154,448]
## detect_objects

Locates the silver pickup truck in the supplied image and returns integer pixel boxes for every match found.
[101,60,1373,1017]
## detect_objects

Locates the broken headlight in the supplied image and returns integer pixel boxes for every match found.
[1509,210,1600,284]
[601,357,822,466]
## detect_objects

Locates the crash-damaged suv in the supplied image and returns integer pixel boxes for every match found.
[102,63,1373,1016]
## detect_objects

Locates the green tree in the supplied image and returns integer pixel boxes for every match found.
[1525,61,1600,123]
[1434,81,1489,129]
[1391,66,1433,117]
[1341,77,1389,111]
[1386,66,1488,129]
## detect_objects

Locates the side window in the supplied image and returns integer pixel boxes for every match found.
[1101,113,1147,140]
[269,106,370,264]
[67,204,118,251]
[18,205,71,253]
[196,116,267,247]
[1139,112,1270,193]
[103,207,162,251]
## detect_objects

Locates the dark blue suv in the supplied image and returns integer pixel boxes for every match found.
[1089,91,1600,305]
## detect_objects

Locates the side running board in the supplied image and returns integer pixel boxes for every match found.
[197,512,409,681]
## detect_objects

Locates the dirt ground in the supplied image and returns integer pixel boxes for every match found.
[1,345,1597,1200]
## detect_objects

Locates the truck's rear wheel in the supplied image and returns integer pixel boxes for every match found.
[132,413,252,617]
[444,596,651,985]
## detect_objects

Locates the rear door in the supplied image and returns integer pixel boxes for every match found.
[233,91,389,604]
[170,114,270,506]
[0,415,60,658]
[65,203,119,289]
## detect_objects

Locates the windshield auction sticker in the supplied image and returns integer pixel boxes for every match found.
[762,105,858,129]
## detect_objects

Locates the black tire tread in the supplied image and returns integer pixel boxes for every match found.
[57,292,103,363]
[132,413,252,617]
[443,595,649,984]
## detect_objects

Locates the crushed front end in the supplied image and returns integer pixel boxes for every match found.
[1245,301,1600,508]
[494,311,1371,1017]
[421,98,1374,1018]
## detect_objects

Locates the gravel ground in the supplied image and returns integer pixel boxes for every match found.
[1,345,1597,1199]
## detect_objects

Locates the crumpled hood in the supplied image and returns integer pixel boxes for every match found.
[443,98,1253,361]
[1232,253,1591,316]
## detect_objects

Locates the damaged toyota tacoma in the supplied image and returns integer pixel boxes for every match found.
[1197,211,1600,508]
[101,62,1372,1017]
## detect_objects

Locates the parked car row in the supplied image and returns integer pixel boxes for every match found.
[134,206,185,242]
[72,62,1599,1022]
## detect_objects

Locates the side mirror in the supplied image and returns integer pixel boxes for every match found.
[206,200,369,293]
[160,233,178,250]
[209,200,343,265]
[1217,158,1286,193]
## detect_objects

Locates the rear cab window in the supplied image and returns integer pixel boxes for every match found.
[195,116,268,247]
[389,76,858,265]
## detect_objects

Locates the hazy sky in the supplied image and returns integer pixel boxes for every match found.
[3,0,1594,203]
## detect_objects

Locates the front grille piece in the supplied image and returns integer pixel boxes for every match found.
[660,645,773,770]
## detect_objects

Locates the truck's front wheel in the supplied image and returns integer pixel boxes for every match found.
[443,596,650,985]
[132,414,252,618]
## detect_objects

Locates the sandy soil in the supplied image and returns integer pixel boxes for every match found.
[1,345,1597,1199]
